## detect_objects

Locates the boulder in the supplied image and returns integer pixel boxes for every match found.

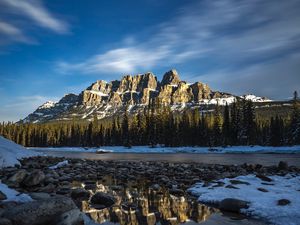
[256,174,272,182]
[278,161,288,170]
[0,191,7,201]
[4,196,77,225]
[71,188,90,200]
[23,170,45,186]
[219,198,249,213]
[90,192,116,207]
[8,170,28,184]
[277,199,290,206]
[55,209,84,225]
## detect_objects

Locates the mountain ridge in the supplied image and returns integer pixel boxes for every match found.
[21,69,272,123]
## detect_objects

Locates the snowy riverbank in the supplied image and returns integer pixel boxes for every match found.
[28,145,300,154]
[0,136,41,168]
[188,174,300,225]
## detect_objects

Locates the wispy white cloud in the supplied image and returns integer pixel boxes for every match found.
[57,0,300,76]
[1,0,68,33]
[0,0,69,46]
[0,21,32,44]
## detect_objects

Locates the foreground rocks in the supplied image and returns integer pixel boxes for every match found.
[0,157,298,224]
[2,196,83,225]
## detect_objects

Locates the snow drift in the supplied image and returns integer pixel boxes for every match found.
[0,136,40,168]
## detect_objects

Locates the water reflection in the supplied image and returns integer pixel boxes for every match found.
[73,176,217,225]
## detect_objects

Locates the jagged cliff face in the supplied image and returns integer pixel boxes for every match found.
[21,69,271,123]
[79,70,215,107]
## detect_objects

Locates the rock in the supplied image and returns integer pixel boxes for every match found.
[4,196,77,225]
[225,185,239,189]
[278,161,288,170]
[161,69,181,86]
[8,169,27,184]
[55,208,84,225]
[71,188,90,200]
[38,183,56,193]
[90,192,116,207]
[229,180,250,185]
[0,218,12,225]
[219,198,249,213]
[23,170,45,186]
[257,188,268,192]
[169,188,184,196]
[256,174,272,182]
[29,192,51,200]
[150,184,161,191]
[0,191,7,201]
[277,199,290,206]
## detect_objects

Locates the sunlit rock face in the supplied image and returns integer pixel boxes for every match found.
[24,69,273,123]
[73,176,217,225]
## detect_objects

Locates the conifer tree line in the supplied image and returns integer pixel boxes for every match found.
[1,91,300,148]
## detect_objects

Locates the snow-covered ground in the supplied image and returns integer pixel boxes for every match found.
[28,145,300,154]
[0,136,41,168]
[0,181,32,202]
[188,174,300,225]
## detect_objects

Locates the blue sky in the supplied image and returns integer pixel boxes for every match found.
[0,0,300,121]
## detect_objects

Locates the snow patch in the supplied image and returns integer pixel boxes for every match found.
[37,101,56,109]
[0,182,33,202]
[88,90,109,97]
[0,136,40,168]
[241,94,272,102]
[188,174,300,225]
[49,160,69,169]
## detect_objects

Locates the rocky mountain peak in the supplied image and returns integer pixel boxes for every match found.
[21,69,272,123]
[161,69,181,86]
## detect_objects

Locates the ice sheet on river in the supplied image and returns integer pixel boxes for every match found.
[28,145,300,154]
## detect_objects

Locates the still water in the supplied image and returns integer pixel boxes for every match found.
[36,150,300,166]
[73,175,265,225]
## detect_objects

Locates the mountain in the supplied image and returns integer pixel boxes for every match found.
[21,69,272,123]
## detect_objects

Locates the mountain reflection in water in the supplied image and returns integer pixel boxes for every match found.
[72,175,217,225]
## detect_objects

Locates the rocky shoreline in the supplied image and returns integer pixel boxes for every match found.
[0,156,299,225]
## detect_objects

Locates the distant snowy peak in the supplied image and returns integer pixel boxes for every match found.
[37,101,57,110]
[241,94,272,102]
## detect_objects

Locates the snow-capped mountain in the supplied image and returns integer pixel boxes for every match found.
[21,69,272,123]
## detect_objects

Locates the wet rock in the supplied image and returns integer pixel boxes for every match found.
[71,188,90,200]
[278,161,288,170]
[29,192,51,200]
[257,188,268,192]
[277,199,290,206]
[3,196,77,225]
[0,191,7,201]
[256,174,272,182]
[225,185,239,189]
[90,192,116,207]
[229,180,250,185]
[55,208,84,225]
[169,188,184,196]
[219,198,249,213]
[23,170,45,187]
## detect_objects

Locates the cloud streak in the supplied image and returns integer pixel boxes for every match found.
[58,0,300,79]
[0,0,69,46]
